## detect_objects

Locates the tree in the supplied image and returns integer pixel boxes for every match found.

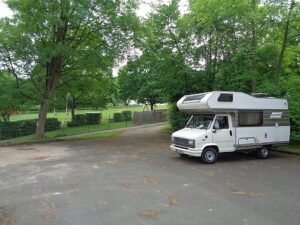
[119,56,164,111]
[0,0,138,137]
[0,72,24,121]
[58,72,116,122]
[274,0,297,84]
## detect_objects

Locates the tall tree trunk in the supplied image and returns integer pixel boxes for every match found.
[150,102,154,111]
[275,0,295,84]
[36,58,61,138]
[36,96,51,138]
[251,0,257,93]
[71,97,76,122]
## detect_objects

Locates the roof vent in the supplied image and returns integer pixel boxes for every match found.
[183,94,206,103]
[218,93,233,102]
[251,93,269,98]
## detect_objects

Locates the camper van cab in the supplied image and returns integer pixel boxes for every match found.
[170,91,290,164]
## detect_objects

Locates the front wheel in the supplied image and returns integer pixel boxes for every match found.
[201,147,218,164]
[255,146,270,159]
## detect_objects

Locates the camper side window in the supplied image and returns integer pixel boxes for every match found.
[239,111,263,126]
[214,116,229,129]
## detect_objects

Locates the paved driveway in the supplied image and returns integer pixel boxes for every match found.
[0,125,299,225]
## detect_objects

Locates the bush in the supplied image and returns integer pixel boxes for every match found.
[113,113,122,122]
[0,118,61,140]
[45,118,61,131]
[121,111,132,121]
[86,112,102,125]
[168,104,189,131]
[67,114,86,127]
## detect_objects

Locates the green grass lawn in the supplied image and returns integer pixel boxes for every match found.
[3,120,133,145]
[10,104,167,125]
[1,104,168,145]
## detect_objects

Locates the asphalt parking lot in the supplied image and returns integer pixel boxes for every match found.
[0,124,299,225]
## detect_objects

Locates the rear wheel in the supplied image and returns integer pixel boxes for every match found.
[255,146,270,159]
[201,147,218,164]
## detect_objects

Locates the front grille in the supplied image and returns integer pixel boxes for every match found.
[175,145,188,149]
[174,137,189,147]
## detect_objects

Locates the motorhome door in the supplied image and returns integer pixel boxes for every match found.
[212,115,235,152]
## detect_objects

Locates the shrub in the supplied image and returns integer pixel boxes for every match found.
[45,118,61,131]
[113,113,122,122]
[68,114,87,127]
[86,112,102,125]
[121,111,132,121]
[67,115,85,127]
[0,118,61,140]
[168,104,189,131]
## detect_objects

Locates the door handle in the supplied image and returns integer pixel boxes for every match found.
[229,130,232,136]
[212,130,216,133]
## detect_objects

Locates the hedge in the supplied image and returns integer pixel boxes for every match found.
[121,111,132,121]
[168,104,189,131]
[0,118,61,140]
[67,113,102,127]
[113,113,122,122]
[67,114,86,127]
[86,112,102,125]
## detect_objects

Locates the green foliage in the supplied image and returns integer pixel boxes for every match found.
[113,111,132,122]
[113,113,123,122]
[85,113,102,125]
[67,112,102,127]
[67,114,86,127]
[0,118,61,140]
[0,0,139,136]
[121,111,132,121]
[168,104,189,131]
[45,118,62,132]
[282,76,300,141]
[0,72,25,121]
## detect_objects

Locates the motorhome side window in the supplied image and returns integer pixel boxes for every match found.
[238,111,263,126]
[214,116,229,129]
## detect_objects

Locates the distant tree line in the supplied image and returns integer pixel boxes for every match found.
[118,0,300,141]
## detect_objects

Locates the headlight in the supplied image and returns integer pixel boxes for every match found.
[188,139,195,148]
[171,137,175,143]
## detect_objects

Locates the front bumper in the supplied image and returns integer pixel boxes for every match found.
[170,144,203,157]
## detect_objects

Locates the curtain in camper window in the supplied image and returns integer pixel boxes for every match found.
[239,111,263,126]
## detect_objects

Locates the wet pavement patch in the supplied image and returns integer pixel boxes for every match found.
[138,210,162,218]
[232,190,265,198]
[44,202,56,224]
[168,196,181,206]
[31,156,49,160]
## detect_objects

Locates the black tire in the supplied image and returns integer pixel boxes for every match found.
[201,147,218,164]
[255,146,270,159]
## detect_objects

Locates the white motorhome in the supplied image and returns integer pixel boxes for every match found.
[170,91,290,164]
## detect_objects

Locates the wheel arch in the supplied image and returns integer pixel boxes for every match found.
[202,144,219,153]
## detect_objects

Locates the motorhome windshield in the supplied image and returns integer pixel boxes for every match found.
[186,114,214,129]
